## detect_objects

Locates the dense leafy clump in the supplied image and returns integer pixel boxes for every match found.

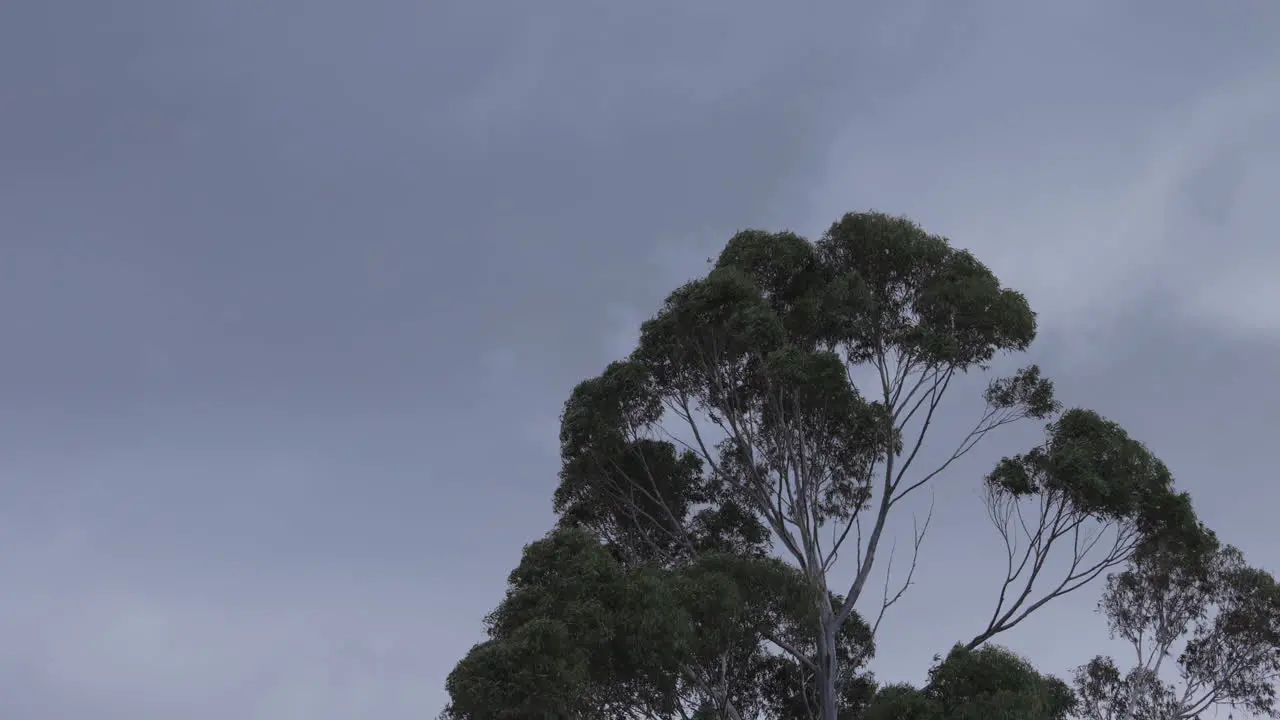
[865,645,1075,720]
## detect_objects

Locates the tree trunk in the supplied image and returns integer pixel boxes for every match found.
[816,612,840,720]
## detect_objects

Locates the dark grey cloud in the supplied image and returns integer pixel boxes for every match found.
[0,0,1276,716]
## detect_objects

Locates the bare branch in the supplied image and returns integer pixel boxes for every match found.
[763,632,818,672]
[967,488,1140,650]
[891,387,1031,507]
[872,497,934,636]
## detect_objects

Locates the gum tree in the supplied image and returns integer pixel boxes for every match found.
[448,211,1205,719]
[1073,540,1280,720]
[865,644,1077,720]
[442,527,878,720]
[559,212,1066,717]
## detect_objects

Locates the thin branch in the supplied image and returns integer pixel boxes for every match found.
[763,632,817,672]
[968,488,1141,650]
[872,498,934,636]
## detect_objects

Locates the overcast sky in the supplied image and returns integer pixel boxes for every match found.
[1,1,1278,718]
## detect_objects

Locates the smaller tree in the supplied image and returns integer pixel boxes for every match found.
[442,527,879,720]
[1073,541,1280,720]
[864,644,1076,720]
[442,528,693,719]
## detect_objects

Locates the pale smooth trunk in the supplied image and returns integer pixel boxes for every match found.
[816,609,840,720]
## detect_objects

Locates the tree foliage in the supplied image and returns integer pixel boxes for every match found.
[864,645,1076,720]
[1074,540,1280,720]
[442,210,1219,720]
[443,528,690,719]
[971,409,1205,649]
[442,528,878,720]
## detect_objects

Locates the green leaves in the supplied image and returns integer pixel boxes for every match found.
[864,684,942,720]
[443,528,878,720]
[1071,656,1130,720]
[986,408,1183,530]
[983,365,1059,421]
[555,360,718,565]
[446,529,710,719]
[927,645,1075,720]
[644,211,1040,381]
[747,347,889,522]
[973,408,1207,650]
[714,229,827,344]
[864,646,1075,720]
[982,406,1212,596]
[1078,543,1280,719]
[636,212,1041,419]
[816,212,1036,366]
[444,620,592,720]
[635,266,788,401]
[447,529,685,720]
[559,360,663,460]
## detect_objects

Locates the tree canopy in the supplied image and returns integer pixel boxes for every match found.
[1074,538,1280,720]
[865,645,1076,720]
[442,211,1259,720]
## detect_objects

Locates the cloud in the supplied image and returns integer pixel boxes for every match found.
[801,11,1280,361]
[1,1,1277,718]
[1150,65,1280,337]
[0,531,447,719]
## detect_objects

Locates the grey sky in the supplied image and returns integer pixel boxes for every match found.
[0,1,1277,717]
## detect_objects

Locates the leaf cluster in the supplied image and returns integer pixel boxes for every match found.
[864,645,1075,720]
[985,408,1200,549]
[443,528,879,720]
[1075,541,1280,719]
